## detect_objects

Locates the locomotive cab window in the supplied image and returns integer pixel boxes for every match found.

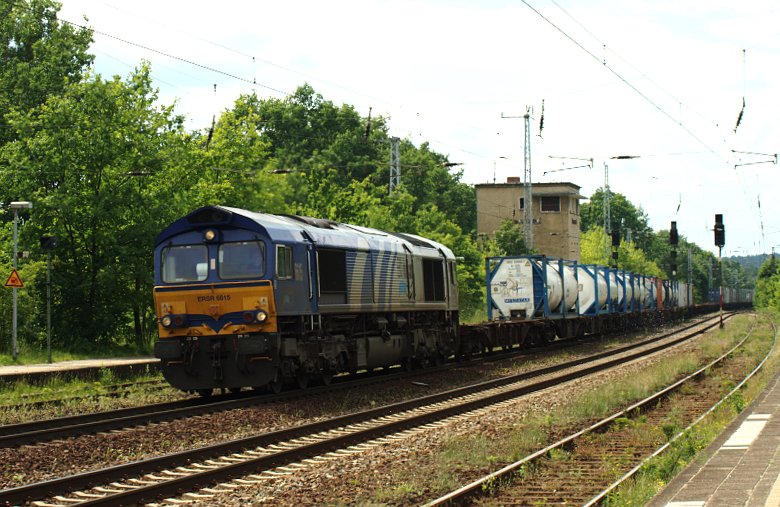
[161,245,209,283]
[318,249,347,304]
[423,258,446,302]
[276,245,294,279]
[218,241,264,279]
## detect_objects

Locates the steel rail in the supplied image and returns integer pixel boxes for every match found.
[0,313,730,506]
[0,315,713,448]
[582,316,777,507]
[1,378,167,411]
[424,312,761,506]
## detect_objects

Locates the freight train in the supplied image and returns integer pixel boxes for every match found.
[152,205,751,395]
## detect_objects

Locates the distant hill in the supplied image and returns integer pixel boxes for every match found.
[727,254,769,281]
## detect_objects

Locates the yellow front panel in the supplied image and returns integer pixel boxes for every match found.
[154,281,277,337]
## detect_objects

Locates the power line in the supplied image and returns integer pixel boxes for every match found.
[548,0,722,130]
[524,0,767,245]
[519,0,727,164]
[58,18,288,96]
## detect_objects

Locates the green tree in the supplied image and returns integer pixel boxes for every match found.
[494,219,529,256]
[754,257,780,308]
[0,0,93,145]
[580,189,654,251]
[758,255,779,280]
[0,64,192,348]
[580,226,661,276]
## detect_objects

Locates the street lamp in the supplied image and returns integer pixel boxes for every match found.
[9,201,32,360]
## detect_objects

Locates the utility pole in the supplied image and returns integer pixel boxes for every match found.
[523,108,533,250]
[714,214,725,328]
[40,235,58,363]
[389,136,400,194]
[670,221,678,303]
[688,246,693,305]
[9,201,32,360]
[502,107,534,250]
[603,163,611,262]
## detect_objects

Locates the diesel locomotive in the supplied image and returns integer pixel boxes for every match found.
[153,205,460,394]
[152,206,753,395]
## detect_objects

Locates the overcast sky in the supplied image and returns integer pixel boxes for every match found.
[57,0,780,257]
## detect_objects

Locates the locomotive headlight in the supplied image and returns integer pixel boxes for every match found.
[256,310,268,323]
[161,315,172,328]
[204,229,216,241]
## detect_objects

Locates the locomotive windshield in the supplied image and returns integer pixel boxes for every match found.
[219,241,265,279]
[161,245,208,283]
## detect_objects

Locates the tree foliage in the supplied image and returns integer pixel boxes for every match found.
[579,187,755,304]
[0,0,93,145]
[1,64,192,348]
[494,220,530,256]
[580,188,654,252]
[579,227,661,276]
[0,0,488,354]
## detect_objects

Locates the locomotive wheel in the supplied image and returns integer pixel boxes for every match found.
[268,378,283,394]
[228,387,242,394]
[266,369,283,394]
[197,388,213,397]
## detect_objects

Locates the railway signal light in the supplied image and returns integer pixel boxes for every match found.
[714,214,725,248]
[40,236,58,250]
[611,230,620,247]
[670,221,678,245]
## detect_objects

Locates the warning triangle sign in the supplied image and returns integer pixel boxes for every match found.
[4,269,23,288]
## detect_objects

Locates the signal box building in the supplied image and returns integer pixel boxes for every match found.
[476,179,583,261]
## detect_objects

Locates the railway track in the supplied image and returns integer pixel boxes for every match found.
[0,313,732,506]
[0,379,169,412]
[0,315,709,449]
[425,314,773,506]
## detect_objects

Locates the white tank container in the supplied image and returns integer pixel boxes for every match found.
[576,265,608,314]
[643,278,654,308]
[620,273,634,307]
[608,272,623,307]
[538,262,577,313]
[488,257,535,319]
[634,277,644,308]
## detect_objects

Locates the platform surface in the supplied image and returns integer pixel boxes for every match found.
[0,357,158,380]
[648,370,780,507]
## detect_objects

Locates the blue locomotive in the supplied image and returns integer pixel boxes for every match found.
[152,205,460,394]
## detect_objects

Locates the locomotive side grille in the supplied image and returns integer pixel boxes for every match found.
[373,250,408,304]
[346,251,374,304]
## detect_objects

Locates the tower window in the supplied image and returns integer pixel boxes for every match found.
[541,196,560,213]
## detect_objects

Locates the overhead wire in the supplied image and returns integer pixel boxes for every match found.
[530,0,766,248]
[51,11,490,163]
[548,0,723,131]
[57,18,288,96]
[520,0,727,165]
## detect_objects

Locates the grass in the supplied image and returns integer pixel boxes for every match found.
[0,365,181,424]
[363,312,771,505]
[604,310,778,505]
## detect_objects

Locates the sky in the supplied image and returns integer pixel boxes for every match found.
[56,0,780,257]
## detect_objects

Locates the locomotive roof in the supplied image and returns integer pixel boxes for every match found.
[156,205,456,259]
